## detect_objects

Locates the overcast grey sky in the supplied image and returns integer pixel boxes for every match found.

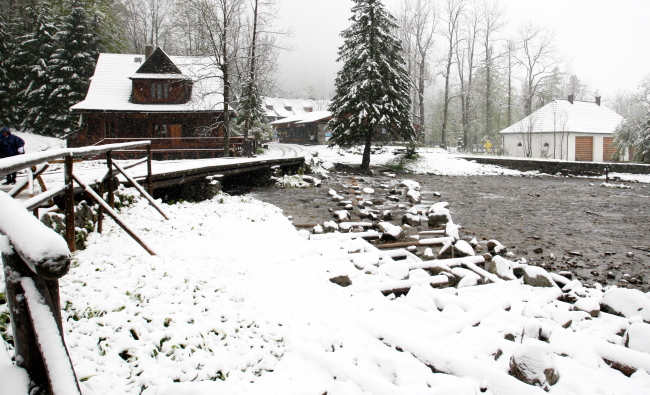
[274,0,650,101]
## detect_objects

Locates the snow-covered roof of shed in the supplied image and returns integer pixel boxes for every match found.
[263,97,331,119]
[269,111,331,125]
[71,53,224,112]
[500,99,624,135]
[129,73,191,81]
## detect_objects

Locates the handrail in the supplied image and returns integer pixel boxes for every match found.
[0,141,152,178]
[0,191,71,279]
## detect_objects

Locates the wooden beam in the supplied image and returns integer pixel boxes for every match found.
[72,173,157,256]
[112,161,169,220]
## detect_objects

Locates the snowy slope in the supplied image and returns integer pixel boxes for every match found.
[3,192,650,395]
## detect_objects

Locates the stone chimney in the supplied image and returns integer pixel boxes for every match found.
[595,96,601,106]
[145,45,154,59]
[568,94,574,104]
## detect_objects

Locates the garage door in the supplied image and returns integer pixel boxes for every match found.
[575,136,593,161]
[603,137,616,162]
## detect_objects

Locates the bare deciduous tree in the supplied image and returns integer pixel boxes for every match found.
[515,21,561,116]
[185,0,245,156]
[440,0,466,147]
[456,0,481,149]
[479,0,506,137]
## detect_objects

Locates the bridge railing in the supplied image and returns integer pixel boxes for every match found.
[85,137,245,159]
[1,141,170,393]
[0,141,157,252]
[0,191,81,395]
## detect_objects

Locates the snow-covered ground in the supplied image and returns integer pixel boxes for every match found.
[2,137,650,394]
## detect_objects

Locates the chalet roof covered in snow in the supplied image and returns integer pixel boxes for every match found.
[499,99,624,135]
[269,111,331,125]
[263,97,330,119]
[71,52,224,112]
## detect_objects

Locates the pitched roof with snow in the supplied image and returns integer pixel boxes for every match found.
[263,97,330,119]
[269,111,331,125]
[71,52,224,112]
[499,99,624,135]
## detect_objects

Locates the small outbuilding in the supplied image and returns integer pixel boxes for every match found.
[270,111,332,144]
[499,96,626,162]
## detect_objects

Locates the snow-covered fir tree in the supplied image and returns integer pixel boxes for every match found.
[49,0,100,136]
[237,77,267,141]
[328,0,415,170]
[13,7,60,136]
[0,17,12,126]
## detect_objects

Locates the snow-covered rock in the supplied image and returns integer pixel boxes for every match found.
[400,179,420,191]
[573,297,601,317]
[509,339,560,390]
[379,260,409,280]
[323,221,339,232]
[426,201,449,214]
[453,240,475,257]
[624,323,650,353]
[402,285,437,311]
[445,222,460,241]
[601,288,650,322]
[428,212,451,228]
[334,210,351,222]
[377,222,404,241]
[406,188,421,204]
[523,266,557,288]
[487,255,517,281]
[401,213,421,227]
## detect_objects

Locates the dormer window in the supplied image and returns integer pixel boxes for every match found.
[151,82,170,100]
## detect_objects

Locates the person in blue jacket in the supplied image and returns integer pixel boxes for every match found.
[1,127,25,185]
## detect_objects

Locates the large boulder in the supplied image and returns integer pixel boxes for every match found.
[509,339,560,390]
[428,212,451,228]
[402,213,422,226]
[523,266,557,288]
[378,221,404,241]
[601,288,650,323]
[487,256,517,281]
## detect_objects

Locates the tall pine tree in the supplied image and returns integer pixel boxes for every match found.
[0,17,13,127]
[49,0,100,136]
[328,0,415,170]
[14,7,59,135]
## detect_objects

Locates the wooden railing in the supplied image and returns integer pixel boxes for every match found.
[89,137,246,160]
[0,141,169,394]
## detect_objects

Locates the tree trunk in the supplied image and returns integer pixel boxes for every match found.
[441,54,452,147]
[361,130,372,171]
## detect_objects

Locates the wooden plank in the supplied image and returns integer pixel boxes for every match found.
[112,161,169,220]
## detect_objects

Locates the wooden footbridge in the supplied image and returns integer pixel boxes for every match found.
[0,141,304,394]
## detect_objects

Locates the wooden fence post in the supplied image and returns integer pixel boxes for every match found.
[2,250,80,394]
[106,151,115,209]
[64,155,75,252]
[2,251,51,394]
[147,144,153,196]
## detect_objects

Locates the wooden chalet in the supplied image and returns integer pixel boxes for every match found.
[270,111,332,145]
[69,47,242,159]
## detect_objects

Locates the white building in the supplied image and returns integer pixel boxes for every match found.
[499,96,626,162]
